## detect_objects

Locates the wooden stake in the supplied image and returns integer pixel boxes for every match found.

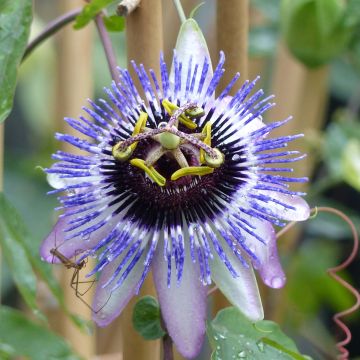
[267,43,329,321]
[217,0,249,94]
[119,1,163,359]
[270,43,329,192]
[55,1,96,358]
[213,0,249,314]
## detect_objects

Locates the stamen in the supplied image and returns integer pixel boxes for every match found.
[145,145,168,166]
[130,112,148,150]
[162,99,199,129]
[200,122,211,163]
[171,166,214,180]
[169,127,218,158]
[172,147,189,168]
[130,158,166,186]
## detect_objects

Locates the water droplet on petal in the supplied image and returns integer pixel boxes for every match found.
[158,121,167,129]
[232,154,241,161]
[82,233,91,241]
[256,340,265,352]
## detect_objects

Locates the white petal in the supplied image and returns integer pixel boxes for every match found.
[211,244,264,322]
[258,191,310,221]
[92,253,146,327]
[170,19,213,101]
[152,241,207,359]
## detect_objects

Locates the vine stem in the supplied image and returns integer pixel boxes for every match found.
[277,207,360,360]
[22,8,82,62]
[172,0,187,24]
[94,14,118,82]
[162,333,174,360]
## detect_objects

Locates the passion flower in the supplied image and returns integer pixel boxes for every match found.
[40,19,310,359]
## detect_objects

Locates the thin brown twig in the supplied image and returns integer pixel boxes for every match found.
[22,8,82,62]
[94,14,119,82]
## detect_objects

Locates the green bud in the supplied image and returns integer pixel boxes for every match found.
[281,0,352,67]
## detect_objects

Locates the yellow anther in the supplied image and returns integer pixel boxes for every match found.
[112,142,133,161]
[171,166,214,181]
[132,112,148,136]
[130,158,166,187]
[162,99,197,130]
[129,112,148,151]
[200,122,212,163]
[204,148,224,168]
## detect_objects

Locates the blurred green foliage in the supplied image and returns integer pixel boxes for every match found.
[0,306,81,360]
[0,0,359,358]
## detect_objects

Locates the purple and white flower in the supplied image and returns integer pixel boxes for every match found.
[40,19,310,359]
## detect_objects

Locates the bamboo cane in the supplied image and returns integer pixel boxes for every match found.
[213,0,249,314]
[267,43,329,321]
[119,1,163,359]
[217,0,249,95]
[55,1,96,358]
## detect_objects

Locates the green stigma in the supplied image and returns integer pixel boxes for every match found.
[204,148,224,168]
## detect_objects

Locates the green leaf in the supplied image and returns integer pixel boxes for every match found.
[0,193,43,319]
[0,193,64,302]
[74,0,115,29]
[208,307,312,359]
[0,306,81,360]
[0,193,91,332]
[322,117,360,182]
[0,0,32,122]
[103,15,125,32]
[330,58,360,102]
[281,0,352,67]
[0,343,16,359]
[132,296,166,340]
[342,139,360,191]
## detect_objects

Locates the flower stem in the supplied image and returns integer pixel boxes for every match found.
[22,8,82,62]
[172,0,187,24]
[94,14,118,82]
[162,333,174,360]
